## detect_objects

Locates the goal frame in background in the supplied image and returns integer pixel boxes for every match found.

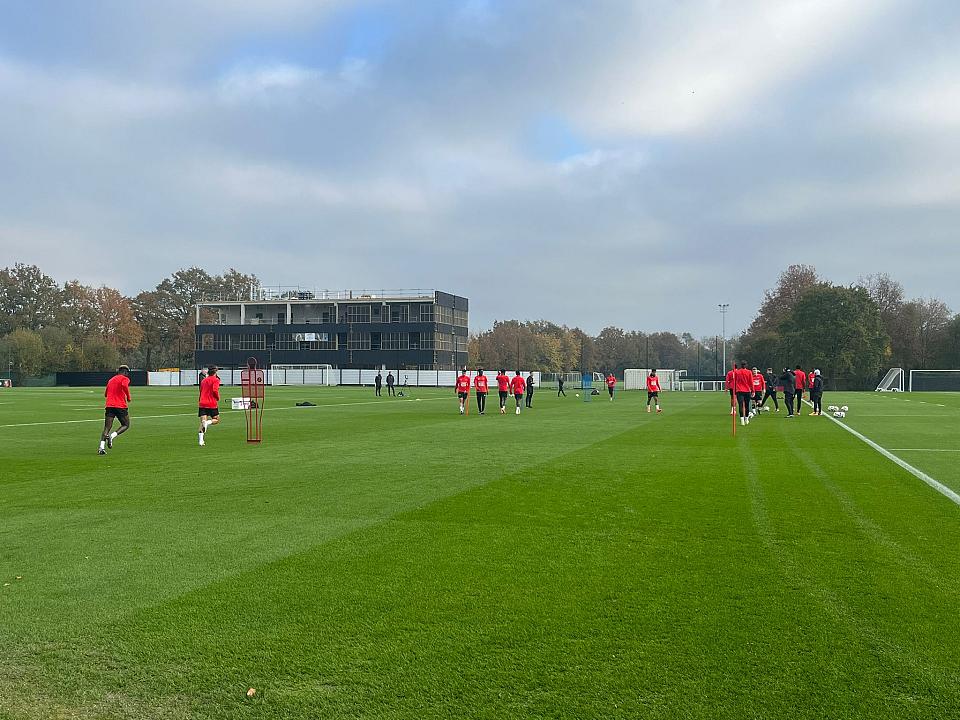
[908,369,960,392]
[875,367,904,392]
[270,364,335,386]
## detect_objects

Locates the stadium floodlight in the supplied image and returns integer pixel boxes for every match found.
[270,364,335,386]
[718,304,729,370]
[908,369,960,392]
[875,367,904,392]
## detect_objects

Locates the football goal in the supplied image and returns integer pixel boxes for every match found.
[908,369,960,392]
[624,369,683,390]
[875,367,904,392]
[271,364,335,386]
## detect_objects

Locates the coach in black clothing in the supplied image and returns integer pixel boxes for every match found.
[760,367,779,411]
[780,368,795,417]
[810,370,824,415]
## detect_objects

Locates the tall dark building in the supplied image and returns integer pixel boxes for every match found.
[194,288,468,370]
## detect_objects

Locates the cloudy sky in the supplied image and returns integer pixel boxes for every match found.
[1,0,958,337]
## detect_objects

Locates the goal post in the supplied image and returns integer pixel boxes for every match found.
[908,369,960,392]
[876,367,904,392]
[270,364,335,386]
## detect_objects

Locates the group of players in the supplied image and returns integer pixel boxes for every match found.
[725,363,825,425]
[98,364,669,453]
[453,368,665,415]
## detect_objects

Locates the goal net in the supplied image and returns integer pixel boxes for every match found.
[908,369,960,392]
[624,369,682,390]
[271,364,335,386]
[875,367,904,392]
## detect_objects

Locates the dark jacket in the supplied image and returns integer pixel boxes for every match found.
[780,370,795,393]
[811,374,823,394]
[764,371,777,390]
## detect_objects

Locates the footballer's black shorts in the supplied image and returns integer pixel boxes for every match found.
[104,407,129,422]
[457,392,468,400]
[199,407,220,417]
[753,392,762,403]
[647,391,659,399]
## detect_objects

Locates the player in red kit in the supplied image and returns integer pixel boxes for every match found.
[474,369,489,415]
[750,367,765,416]
[496,369,510,414]
[735,362,753,426]
[99,365,131,454]
[510,371,526,415]
[606,373,616,400]
[198,366,221,446]
[726,366,736,415]
[793,366,807,415]
[646,370,662,413]
[456,368,471,415]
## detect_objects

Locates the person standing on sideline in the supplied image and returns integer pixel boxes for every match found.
[646,370,662,413]
[760,367,779,411]
[793,365,807,415]
[98,365,132,454]
[735,362,753,425]
[606,372,617,400]
[557,375,566,397]
[525,372,535,408]
[809,369,824,415]
[726,365,737,415]
[386,371,395,396]
[510,371,526,415]
[198,366,221,446]
[375,371,382,397]
[496,369,511,414]
[456,368,471,414]
[474,369,488,415]
[780,368,796,418]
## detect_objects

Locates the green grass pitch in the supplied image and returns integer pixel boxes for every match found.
[1,386,959,719]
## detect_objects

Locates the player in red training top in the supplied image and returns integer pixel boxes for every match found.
[735,362,754,426]
[510,371,526,415]
[793,366,807,415]
[646,370,662,413]
[751,367,765,416]
[726,366,736,415]
[198,366,221,446]
[99,365,131,454]
[474,369,489,415]
[496,369,511,414]
[606,373,617,401]
[456,368,471,415]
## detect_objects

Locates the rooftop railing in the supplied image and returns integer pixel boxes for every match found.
[199,287,438,303]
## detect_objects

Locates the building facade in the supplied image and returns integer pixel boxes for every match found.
[194,288,469,370]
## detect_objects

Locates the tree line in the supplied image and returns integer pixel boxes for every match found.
[0,264,257,377]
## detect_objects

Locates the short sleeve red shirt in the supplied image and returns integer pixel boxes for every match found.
[606,375,616,388]
[456,375,470,393]
[647,375,660,392]
[199,375,221,408]
[496,374,510,392]
[510,375,526,394]
[794,370,807,389]
[104,374,131,408]
[475,375,488,393]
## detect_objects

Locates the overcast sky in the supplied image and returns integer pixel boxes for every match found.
[1,0,958,337]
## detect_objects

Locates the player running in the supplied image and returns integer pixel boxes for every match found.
[751,367,765,416]
[99,365,131,454]
[496,369,510,414]
[726,365,736,415]
[456,368,471,414]
[198,365,221,446]
[606,372,616,401]
[510,371,526,415]
[646,370,662,413]
[474,369,488,415]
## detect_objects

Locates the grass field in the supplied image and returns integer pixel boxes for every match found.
[2,385,959,719]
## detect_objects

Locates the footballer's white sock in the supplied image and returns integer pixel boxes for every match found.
[198,432,204,444]
[109,431,118,440]
[99,440,106,450]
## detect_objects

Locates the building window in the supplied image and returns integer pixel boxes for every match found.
[371,332,381,350]
[382,332,410,350]
[434,335,451,350]
[239,333,266,350]
[454,309,468,327]
[213,335,230,351]
[455,336,468,353]
[419,304,434,323]
[346,305,371,323]
[436,306,454,325]
[390,304,409,323]
[200,333,213,351]
[348,332,371,350]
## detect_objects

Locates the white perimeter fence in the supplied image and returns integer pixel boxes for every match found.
[148,369,542,388]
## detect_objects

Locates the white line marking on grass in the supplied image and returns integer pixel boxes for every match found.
[814,403,960,506]
[0,397,446,428]
[889,448,960,453]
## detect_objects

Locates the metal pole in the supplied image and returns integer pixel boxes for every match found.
[718,304,729,370]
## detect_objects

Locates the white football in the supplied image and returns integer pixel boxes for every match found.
[833,411,842,418]
[575,393,579,397]
[763,406,770,413]
[827,405,838,411]
[840,405,849,412]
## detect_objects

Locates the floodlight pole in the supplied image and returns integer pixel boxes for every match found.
[718,304,729,370]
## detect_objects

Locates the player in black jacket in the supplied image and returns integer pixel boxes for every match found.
[760,367,779,411]
[780,368,795,418]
